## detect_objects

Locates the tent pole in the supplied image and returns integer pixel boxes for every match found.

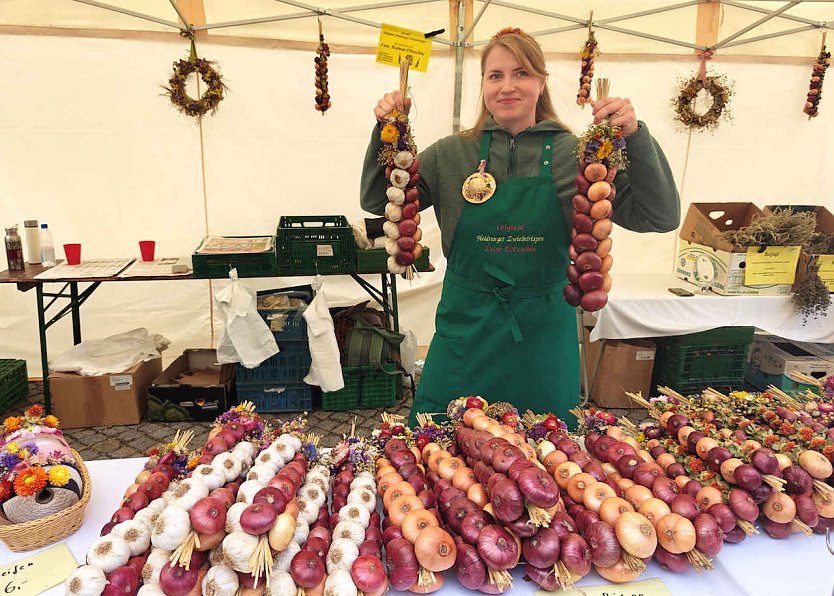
[70,0,181,29]
[721,0,826,28]
[452,0,466,133]
[720,23,826,48]
[713,1,801,50]
[168,0,189,28]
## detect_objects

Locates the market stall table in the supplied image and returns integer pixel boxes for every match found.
[1,458,831,595]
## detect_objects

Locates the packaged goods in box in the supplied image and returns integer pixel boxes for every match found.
[744,335,834,392]
[590,339,656,408]
[676,203,796,296]
[765,205,834,292]
[255,286,313,341]
[50,358,162,428]
[192,236,278,278]
[276,216,355,275]
[147,349,234,422]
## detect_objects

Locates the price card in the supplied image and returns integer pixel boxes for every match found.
[744,246,801,285]
[376,23,432,72]
[0,543,77,595]
[539,578,672,596]
[817,255,834,291]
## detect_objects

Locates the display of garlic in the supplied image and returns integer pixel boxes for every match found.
[293,519,310,545]
[136,585,165,596]
[255,447,284,472]
[213,452,244,482]
[236,479,266,504]
[273,440,295,463]
[271,540,301,574]
[295,495,319,525]
[333,520,366,544]
[202,564,240,596]
[346,487,376,514]
[326,538,360,574]
[338,503,370,528]
[147,497,167,514]
[151,505,191,551]
[231,441,255,463]
[223,530,260,573]
[277,433,302,452]
[133,506,161,531]
[64,565,107,596]
[349,476,375,494]
[193,464,226,491]
[383,220,401,239]
[268,571,297,596]
[302,484,326,508]
[86,535,130,573]
[111,519,151,556]
[246,464,276,484]
[141,548,172,586]
[307,472,329,493]
[167,477,209,511]
[324,568,358,596]
[209,545,230,568]
[226,501,248,533]
[310,464,330,478]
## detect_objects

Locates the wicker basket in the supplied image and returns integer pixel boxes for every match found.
[0,449,92,552]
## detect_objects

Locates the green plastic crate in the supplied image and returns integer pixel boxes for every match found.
[652,327,755,395]
[322,365,398,411]
[192,236,278,278]
[277,216,355,275]
[0,360,28,411]
[356,247,431,274]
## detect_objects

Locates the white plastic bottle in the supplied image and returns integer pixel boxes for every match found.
[40,223,55,267]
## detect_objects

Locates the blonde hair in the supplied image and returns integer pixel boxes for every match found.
[461,31,567,138]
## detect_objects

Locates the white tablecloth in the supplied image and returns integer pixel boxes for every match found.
[1,458,832,595]
[590,273,834,344]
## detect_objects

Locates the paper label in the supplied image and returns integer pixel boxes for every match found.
[0,543,77,595]
[744,246,801,285]
[316,245,334,257]
[543,578,672,596]
[818,254,834,291]
[635,351,655,361]
[376,23,432,72]
[110,374,133,390]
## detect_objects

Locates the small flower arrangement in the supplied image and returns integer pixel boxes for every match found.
[523,411,568,442]
[376,110,417,166]
[577,122,628,170]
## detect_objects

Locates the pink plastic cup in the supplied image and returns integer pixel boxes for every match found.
[139,240,155,262]
[63,243,81,265]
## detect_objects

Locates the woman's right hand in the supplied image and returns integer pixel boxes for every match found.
[374,90,411,122]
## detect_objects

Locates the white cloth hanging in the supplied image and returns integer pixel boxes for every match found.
[303,275,345,392]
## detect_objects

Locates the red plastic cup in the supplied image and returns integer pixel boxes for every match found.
[63,243,81,265]
[139,240,155,262]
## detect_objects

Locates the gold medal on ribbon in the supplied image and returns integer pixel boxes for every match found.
[462,159,496,204]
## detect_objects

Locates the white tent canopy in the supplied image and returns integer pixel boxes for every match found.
[1,1,833,377]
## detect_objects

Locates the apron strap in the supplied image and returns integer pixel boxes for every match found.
[479,132,492,163]
[484,264,525,344]
[540,134,555,176]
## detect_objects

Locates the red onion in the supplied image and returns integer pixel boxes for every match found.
[794,493,819,528]
[456,543,487,590]
[426,470,442,486]
[407,474,428,494]
[560,533,592,577]
[733,464,763,492]
[303,536,330,561]
[364,525,383,544]
[237,570,265,590]
[189,497,226,535]
[433,479,453,496]
[138,481,163,501]
[358,539,382,559]
[524,564,561,591]
[308,526,331,544]
[508,458,535,483]
[506,512,538,538]
[813,516,834,535]
[583,461,607,483]
[751,484,773,505]
[707,503,737,533]
[782,465,813,495]
[603,478,625,499]
[550,511,577,539]
[240,502,277,535]
[100,521,116,536]
[159,562,198,596]
[584,521,621,568]
[122,491,149,513]
[203,437,227,457]
[617,455,641,479]
[706,446,732,472]
[669,494,698,520]
[333,483,350,500]
[111,507,134,524]
[351,555,386,593]
[667,414,689,435]
[386,538,419,591]
[389,449,416,469]
[723,525,747,543]
[761,518,792,539]
[269,477,297,502]
[644,426,663,440]
[291,550,326,588]
[253,487,288,514]
[652,477,680,504]
[585,432,601,451]
[751,448,779,475]
[557,438,582,457]
[480,438,509,465]
[665,463,687,479]
[693,513,723,557]
[102,567,139,596]
[461,510,495,545]
[152,463,175,478]
[398,462,421,480]
[682,480,702,499]
[685,431,705,455]
[517,467,559,508]
[126,555,146,579]
[591,436,616,462]
[209,487,236,510]
[649,446,668,460]
[728,489,759,522]
[606,442,637,466]
[575,509,601,534]
[382,525,403,544]
[477,525,518,570]
[653,545,690,572]
[522,527,561,568]
[449,498,478,534]
[633,463,663,488]
[492,445,525,475]
[491,477,525,523]
[418,490,437,510]
[568,503,586,519]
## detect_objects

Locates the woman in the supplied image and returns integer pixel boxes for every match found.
[360,28,679,426]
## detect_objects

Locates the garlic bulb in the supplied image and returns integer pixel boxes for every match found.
[225,502,248,533]
[326,538,360,574]
[231,442,255,464]
[137,585,165,596]
[111,519,151,556]
[213,452,244,482]
[147,498,167,514]
[310,464,330,478]
[246,464,276,484]
[86,535,130,573]
[295,496,319,525]
[277,433,302,453]
[338,503,370,528]
[387,256,407,274]
[193,465,226,491]
[347,488,377,514]
[223,531,260,573]
[385,237,400,255]
[271,540,301,574]
[236,479,266,504]
[273,441,295,463]
[302,485,326,508]
[393,150,414,169]
[333,520,365,544]
[141,548,172,585]
[167,477,209,511]
[383,220,401,239]
[386,186,406,206]
[324,568,358,596]
[293,519,310,545]
[269,571,296,596]
[255,447,284,472]
[209,545,230,568]
[151,505,191,551]
[133,506,160,531]
[349,476,375,494]
[202,564,239,596]
[64,565,107,596]
[307,473,328,493]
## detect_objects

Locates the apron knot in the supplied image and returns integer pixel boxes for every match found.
[491,287,524,344]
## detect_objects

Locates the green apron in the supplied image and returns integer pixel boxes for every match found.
[411,132,579,427]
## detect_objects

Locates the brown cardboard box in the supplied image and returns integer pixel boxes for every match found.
[590,339,656,408]
[679,202,763,252]
[50,358,162,428]
[765,205,834,292]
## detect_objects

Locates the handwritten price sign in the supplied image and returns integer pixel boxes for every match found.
[0,543,77,595]
[538,578,672,596]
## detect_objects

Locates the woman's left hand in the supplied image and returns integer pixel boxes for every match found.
[592,97,639,137]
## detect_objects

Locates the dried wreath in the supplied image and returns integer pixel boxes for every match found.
[164,32,226,119]
[673,72,733,131]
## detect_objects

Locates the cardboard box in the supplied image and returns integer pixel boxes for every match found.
[147,349,235,422]
[590,339,656,408]
[50,358,162,428]
[676,203,795,296]
[765,205,834,292]
[744,335,834,392]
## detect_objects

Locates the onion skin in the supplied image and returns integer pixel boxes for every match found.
[584,521,621,568]
[460,510,495,546]
[524,563,561,591]
[455,543,487,590]
[490,478,525,523]
[477,525,518,571]
[782,465,814,495]
[794,493,819,528]
[707,503,737,533]
[761,518,792,539]
[728,489,759,523]
[654,545,691,572]
[522,527,562,568]
[559,533,592,577]
[385,538,419,591]
[693,513,723,557]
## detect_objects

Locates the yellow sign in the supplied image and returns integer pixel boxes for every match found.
[744,246,801,285]
[818,255,834,291]
[539,578,672,596]
[0,543,77,595]
[376,23,432,72]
